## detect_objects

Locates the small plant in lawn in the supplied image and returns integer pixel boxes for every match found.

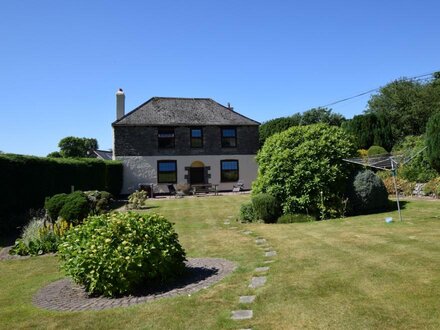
[58,212,186,297]
[127,190,149,209]
[251,193,281,223]
[239,202,256,223]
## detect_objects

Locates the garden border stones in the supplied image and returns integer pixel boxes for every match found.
[33,258,236,311]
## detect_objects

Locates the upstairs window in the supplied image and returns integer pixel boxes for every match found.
[221,127,237,148]
[190,128,203,148]
[158,160,177,183]
[158,128,175,148]
[221,160,239,182]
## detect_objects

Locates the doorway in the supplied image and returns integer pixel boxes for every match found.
[189,161,206,184]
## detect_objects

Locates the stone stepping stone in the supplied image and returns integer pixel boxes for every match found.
[255,238,266,244]
[239,295,256,304]
[224,221,230,225]
[249,276,266,288]
[264,260,275,264]
[255,266,270,273]
[265,251,277,257]
[229,226,238,230]
[231,310,253,320]
[243,230,252,235]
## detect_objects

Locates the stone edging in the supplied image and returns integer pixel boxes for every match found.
[33,258,236,311]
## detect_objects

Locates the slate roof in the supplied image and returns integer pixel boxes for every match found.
[93,149,113,160]
[112,97,260,126]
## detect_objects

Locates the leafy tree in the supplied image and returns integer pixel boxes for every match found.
[47,151,62,158]
[342,113,393,151]
[259,108,345,146]
[366,74,440,144]
[393,135,437,182]
[253,124,356,219]
[300,107,346,126]
[259,114,301,146]
[58,136,98,158]
[426,113,440,173]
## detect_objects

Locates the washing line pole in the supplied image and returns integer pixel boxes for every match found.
[391,158,403,222]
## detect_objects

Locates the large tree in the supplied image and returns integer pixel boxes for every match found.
[342,113,393,151]
[253,123,356,219]
[366,74,440,144]
[56,136,98,158]
[426,112,440,173]
[259,107,345,147]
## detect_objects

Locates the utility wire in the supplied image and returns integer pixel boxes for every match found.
[311,70,439,110]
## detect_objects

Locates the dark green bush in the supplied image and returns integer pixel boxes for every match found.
[367,145,388,156]
[45,193,68,222]
[239,202,256,222]
[426,112,440,173]
[0,154,122,234]
[277,214,314,223]
[346,170,389,215]
[251,193,281,223]
[59,192,90,225]
[84,190,113,214]
[58,212,186,297]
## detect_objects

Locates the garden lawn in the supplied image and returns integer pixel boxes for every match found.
[0,195,440,329]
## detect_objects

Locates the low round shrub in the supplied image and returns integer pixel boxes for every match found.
[277,214,314,223]
[59,191,90,225]
[251,193,281,223]
[367,145,388,156]
[127,190,149,209]
[58,212,187,297]
[45,193,68,222]
[346,170,388,215]
[84,190,113,214]
[239,202,256,223]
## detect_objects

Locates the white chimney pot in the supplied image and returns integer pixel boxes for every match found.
[116,88,125,120]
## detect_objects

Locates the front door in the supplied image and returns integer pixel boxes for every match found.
[190,167,205,184]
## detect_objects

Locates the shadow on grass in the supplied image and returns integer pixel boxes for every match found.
[387,199,409,211]
[128,265,218,297]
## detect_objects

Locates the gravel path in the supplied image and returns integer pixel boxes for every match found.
[33,258,236,311]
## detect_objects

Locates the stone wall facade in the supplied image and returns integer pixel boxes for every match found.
[113,125,259,157]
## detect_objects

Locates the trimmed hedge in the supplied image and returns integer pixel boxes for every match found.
[0,154,122,232]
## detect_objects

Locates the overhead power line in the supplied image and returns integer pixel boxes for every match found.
[311,70,439,111]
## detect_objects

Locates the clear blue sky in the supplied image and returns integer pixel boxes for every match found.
[1,0,440,156]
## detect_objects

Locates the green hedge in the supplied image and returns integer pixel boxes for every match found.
[0,154,122,231]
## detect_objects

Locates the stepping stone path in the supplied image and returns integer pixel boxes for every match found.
[224,221,230,225]
[239,295,256,304]
[231,310,253,320]
[249,276,267,289]
[229,223,277,322]
[255,266,269,273]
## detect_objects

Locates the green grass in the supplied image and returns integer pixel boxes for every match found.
[1,195,440,329]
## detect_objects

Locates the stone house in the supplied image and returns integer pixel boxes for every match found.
[112,89,260,194]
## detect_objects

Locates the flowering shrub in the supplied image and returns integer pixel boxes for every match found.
[10,217,71,256]
[58,212,186,297]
